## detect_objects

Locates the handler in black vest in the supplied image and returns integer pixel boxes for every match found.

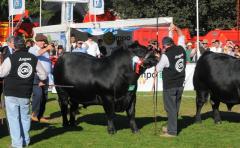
[156,36,186,137]
[0,36,47,148]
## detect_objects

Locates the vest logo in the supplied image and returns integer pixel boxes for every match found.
[17,62,33,78]
[175,58,184,72]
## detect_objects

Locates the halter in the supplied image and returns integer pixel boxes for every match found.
[131,51,154,74]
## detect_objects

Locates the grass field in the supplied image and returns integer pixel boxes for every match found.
[1,91,240,148]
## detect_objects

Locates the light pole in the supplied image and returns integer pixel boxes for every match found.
[196,0,200,59]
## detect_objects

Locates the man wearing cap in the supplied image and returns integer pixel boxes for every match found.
[28,33,52,123]
[0,36,47,148]
[200,39,210,54]
[155,24,186,138]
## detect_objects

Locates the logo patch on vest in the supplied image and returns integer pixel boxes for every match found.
[175,58,184,72]
[17,62,33,78]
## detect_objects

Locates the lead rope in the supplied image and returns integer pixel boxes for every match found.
[152,68,158,135]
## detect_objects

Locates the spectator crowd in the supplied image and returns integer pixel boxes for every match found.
[184,39,240,63]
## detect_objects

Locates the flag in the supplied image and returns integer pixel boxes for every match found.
[8,0,25,16]
[89,0,104,15]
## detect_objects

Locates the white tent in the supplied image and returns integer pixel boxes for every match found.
[33,17,173,51]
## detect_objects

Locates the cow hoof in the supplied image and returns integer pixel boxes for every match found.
[195,120,202,124]
[62,122,69,127]
[132,129,140,134]
[70,122,77,127]
[108,129,117,135]
[195,116,202,123]
[215,121,222,124]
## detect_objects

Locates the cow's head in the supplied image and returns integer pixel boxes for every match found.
[129,41,160,74]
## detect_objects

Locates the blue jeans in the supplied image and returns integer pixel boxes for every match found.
[5,96,31,148]
[32,75,48,119]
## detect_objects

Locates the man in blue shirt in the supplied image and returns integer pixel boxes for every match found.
[28,34,52,123]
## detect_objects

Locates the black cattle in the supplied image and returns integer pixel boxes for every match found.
[193,51,240,124]
[53,42,159,134]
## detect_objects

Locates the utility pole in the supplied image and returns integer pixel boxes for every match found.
[237,0,240,43]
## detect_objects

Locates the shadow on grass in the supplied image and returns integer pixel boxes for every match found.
[2,111,240,145]
[76,113,167,131]
[76,111,240,134]
[178,111,240,134]
[49,111,62,119]
[47,97,57,103]
[198,111,240,123]
[0,118,9,139]
[31,123,82,145]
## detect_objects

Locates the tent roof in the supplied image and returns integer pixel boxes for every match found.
[33,17,173,34]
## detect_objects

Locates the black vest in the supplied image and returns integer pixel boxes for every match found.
[4,50,38,98]
[162,45,186,89]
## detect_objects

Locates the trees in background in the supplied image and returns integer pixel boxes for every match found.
[111,0,237,36]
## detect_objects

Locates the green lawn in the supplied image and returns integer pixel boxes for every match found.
[1,91,240,148]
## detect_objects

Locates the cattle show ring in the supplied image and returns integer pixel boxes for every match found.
[1,1,240,148]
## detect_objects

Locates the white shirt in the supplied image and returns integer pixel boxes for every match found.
[85,40,100,57]
[210,47,223,53]
[156,54,169,72]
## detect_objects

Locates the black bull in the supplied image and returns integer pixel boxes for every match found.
[53,43,159,134]
[193,51,240,123]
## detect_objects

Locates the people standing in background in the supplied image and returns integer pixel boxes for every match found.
[70,34,77,52]
[0,36,15,109]
[199,39,210,55]
[98,39,107,57]
[85,34,101,58]
[185,42,194,63]
[72,40,88,53]
[57,45,64,57]
[25,39,34,50]
[234,45,240,58]
[210,40,223,53]
[1,36,47,148]
[1,36,15,59]
[28,34,52,123]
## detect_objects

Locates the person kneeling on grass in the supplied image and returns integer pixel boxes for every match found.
[0,36,47,148]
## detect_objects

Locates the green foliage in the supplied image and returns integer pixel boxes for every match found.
[26,0,54,20]
[111,0,237,36]
[0,0,9,21]
[0,0,54,21]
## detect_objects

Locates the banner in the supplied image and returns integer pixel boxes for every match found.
[9,0,25,16]
[137,63,196,91]
[89,0,104,15]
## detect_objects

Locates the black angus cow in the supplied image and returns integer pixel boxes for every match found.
[193,51,240,124]
[53,42,159,134]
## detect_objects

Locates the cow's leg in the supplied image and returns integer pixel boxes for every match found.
[102,96,116,134]
[211,99,221,124]
[69,99,78,127]
[56,87,69,127]
[126,93,139,133]
[195,90,208,123]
